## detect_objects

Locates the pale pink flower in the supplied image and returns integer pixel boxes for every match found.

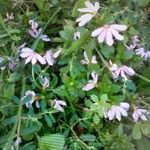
[0,57,6,70]
[20,47,46,65]
[106,102,130,121]
[92,24,127,46]
[81,51,97,65]
[53,99,66,112]
[132,108,149,122]
[126,36,141,51]
[44,48,62,66]
[73,31,80,40]
[109,62,135,80]
[15,136,21,147]
[76,1,100,27]
[82,71,98,91]
[28,20,50,42]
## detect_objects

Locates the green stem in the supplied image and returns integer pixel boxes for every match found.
[135,73,150,84]
[95,47,150,84]
[32,66,41,89]
[31,7,61,50]
[59,120,92,150]
[4,72,26,150]
[95,47,108,68]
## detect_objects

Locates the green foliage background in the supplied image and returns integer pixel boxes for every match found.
[0,0,150,150]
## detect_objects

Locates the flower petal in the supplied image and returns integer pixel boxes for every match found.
[98,30,106,43]
[111,29,124,41]
[110,24,127,31]
[36,53,46,64]
[92,27,104,37]
[76,14,93,27]
[25,54,33,64]
[82,82,95,91]
[31,55,37,65]
[106,30,114,46]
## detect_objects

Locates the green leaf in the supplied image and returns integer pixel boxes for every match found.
[80,134,96,142]
[90,94,99,102]
[44,114,52,127]
[33,0,44,10]
[141,121,150,135]
[100,45,114,59]
[3,83,15,99]
[72,0,87,17]
[93,113,100,124]
[132,122,142,140]
[38,134,65,150]
[100,94,108,101]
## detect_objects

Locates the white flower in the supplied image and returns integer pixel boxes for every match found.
[15,136,21,147]
[28,20,50,42]
[0,57,6,70]
[43,50,54,66]
[92,24,127,46]
[76,1,100,27]
[44,48,62,66]
[20,47,46,65]
[18,43,26,51]
[29,20,38,32]
[29,28,50,42]
[6,12,14,21]
[109,62,135,80]
[144,51,150,60]
[53,47,62,58]
[23,91,40,108]
[53,99,66,112]
[132,108,149,122]
[106,102,130,121]
[135,48,150,60]
[81,51,97,65]
[82,71,98,91]
[135,48,146,58]
[73,31,80,40]
[40,76,49,89]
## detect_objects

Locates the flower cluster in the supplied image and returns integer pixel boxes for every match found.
[29,20,50,42]
[106,102,130,121]
[109,61,135,81]
[20,46,62,65]
[126,36,150,60]
[76,1,100,26]
[106,102,149,122]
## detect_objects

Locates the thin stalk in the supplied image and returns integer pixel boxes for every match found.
[3,72,26,150]
[135,73,150,84]
[95,47,150,84]
[31,7,61,50]
[95,47,108,68]
[32,66,41,89]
